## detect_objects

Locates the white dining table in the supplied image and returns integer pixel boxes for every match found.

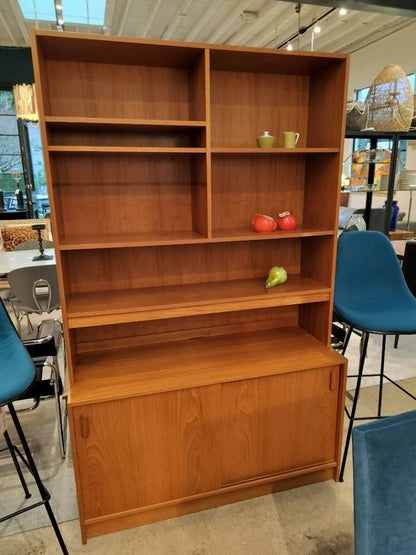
[0,249,55,275]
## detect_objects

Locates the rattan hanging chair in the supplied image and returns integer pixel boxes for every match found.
[365,65,414,132]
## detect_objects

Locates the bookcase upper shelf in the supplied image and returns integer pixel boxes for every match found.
[211,148,339,154]
[57,227,334,250]
[48,146,206,154]
[45,117,207,128]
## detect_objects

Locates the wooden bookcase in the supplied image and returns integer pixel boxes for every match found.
[31,30,349,542]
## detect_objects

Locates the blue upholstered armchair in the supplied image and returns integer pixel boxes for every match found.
[353,411,416,555]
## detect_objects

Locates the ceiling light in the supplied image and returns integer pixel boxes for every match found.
[286,43,293,51]
[313,25,321,33]
[339,7,347,16]
[54,0,64,30]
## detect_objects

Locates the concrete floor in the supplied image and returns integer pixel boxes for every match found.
[0,471,355,555]
[2,376,416,555]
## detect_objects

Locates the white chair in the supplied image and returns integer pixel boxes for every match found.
[20,318,67,458]
[7,264,60,336]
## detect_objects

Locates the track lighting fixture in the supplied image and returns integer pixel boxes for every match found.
[54,0,64,30]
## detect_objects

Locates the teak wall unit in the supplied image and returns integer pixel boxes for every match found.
[31,30,349,542]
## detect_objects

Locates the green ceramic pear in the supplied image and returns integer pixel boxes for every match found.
[265,266,287,289]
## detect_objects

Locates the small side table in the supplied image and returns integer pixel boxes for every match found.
[389,230,415,241]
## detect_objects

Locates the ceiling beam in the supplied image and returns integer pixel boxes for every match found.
[103,0,116,33]
[9,0,29,43]
[300,10,378,51]
[276,0,416,18]
[249,4,302,48]
[205,0,252,44]
[320,15,414,52]
[116,0,132,36]
[225,2,283,45]
[138,0,164,37]
[0,8,17,45]
[161,0,194,40]
[184,0,223,42]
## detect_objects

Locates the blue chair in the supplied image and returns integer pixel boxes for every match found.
[0,299,67,554]
[334,231,416,481]
[353,411,416,555]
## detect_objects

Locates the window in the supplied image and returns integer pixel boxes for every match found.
[0,90,23,209]
[356,73,415,102]
[18,0,106,26]
[353,73,416,175]
[0,89,48,215]
[356,87,369,103]
[27,123,49,216]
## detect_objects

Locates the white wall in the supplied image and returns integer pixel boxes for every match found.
[348,21,416,97]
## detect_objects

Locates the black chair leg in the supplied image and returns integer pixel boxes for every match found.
[51,363,67,459]
[394,334,399,349]
[4,403,68,555]
[339,331,369,482]
[377,335,386,418]
[3,429,31,499]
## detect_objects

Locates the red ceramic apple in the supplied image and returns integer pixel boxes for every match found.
[278,211,297,231]
[252,213,277,233]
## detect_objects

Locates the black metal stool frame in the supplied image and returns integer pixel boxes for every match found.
[0,402,68,554]
[338,321,416,482]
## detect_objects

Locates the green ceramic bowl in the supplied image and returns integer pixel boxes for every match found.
[256,133,275,148]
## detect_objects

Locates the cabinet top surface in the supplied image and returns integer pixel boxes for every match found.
[31,28,349,69]
[68,327,347,405]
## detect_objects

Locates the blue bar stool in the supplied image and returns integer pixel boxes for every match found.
[0,299,67,554]
[334,231,416,482]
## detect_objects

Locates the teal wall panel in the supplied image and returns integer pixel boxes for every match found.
[0,47,34,87]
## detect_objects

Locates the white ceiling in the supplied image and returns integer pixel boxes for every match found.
[0,0,415,54]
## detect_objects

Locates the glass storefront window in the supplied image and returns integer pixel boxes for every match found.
[0,89,23,204]
[0,88,48,216]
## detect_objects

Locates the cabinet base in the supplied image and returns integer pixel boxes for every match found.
[81,467,336,543]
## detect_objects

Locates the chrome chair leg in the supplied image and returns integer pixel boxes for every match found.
[341,325,353,356]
